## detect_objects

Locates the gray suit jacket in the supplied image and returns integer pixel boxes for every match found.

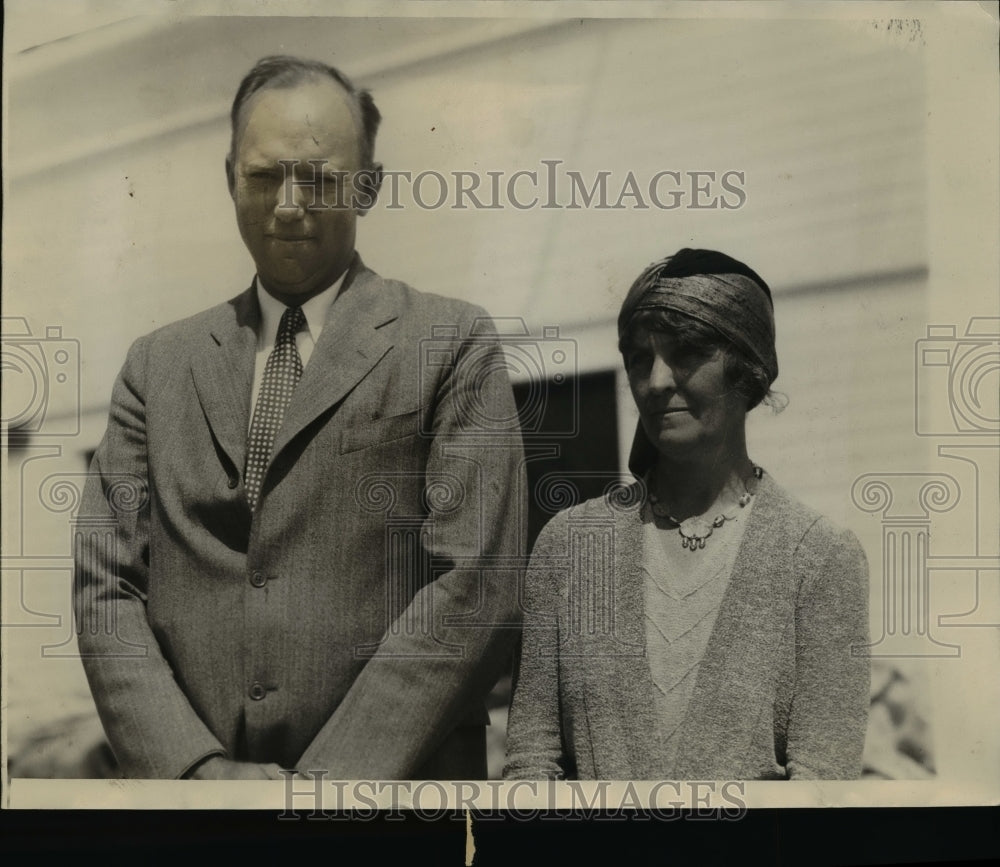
[75,254,525,779]
[504,473,870,780]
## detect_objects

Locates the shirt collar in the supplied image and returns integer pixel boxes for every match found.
[254,271,346,344]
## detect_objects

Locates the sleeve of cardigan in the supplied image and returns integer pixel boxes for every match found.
[786,517,871,780]
[503,516,569,780]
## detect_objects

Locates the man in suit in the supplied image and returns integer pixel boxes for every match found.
[74,56,525,780]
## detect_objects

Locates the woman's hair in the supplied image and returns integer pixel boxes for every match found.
[620,307,782,411]
[618,248,785,412]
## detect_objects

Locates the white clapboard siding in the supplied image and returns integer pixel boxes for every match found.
[8,15,928,517]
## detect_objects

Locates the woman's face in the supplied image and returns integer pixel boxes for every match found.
[625,326,748,458]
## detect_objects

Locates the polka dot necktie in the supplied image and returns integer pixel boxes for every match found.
[245,305,305,511]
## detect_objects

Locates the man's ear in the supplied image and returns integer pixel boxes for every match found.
[225,156,236,199]
[354,162,383,216]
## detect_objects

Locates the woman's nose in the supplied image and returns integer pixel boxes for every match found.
[647,354,677,391]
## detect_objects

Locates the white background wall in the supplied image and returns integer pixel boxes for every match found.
[6,14,930,511]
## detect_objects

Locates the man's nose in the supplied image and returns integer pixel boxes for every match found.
[274,181,309,222]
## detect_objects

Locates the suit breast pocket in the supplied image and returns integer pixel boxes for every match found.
[338,407,424,454]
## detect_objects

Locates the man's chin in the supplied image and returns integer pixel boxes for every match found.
[258,269,346,305]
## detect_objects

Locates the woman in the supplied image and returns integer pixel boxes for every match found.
[504,248,869,780]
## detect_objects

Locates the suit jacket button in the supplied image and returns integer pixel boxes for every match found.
[227,476,238,489]
[249,682,266,701]
[250,570,266,588]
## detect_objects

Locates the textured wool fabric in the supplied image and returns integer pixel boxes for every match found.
[504,472,870,781]
[618,272,778,386]
[245,305,305,511]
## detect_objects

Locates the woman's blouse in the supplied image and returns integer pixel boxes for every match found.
[641,496,756,776]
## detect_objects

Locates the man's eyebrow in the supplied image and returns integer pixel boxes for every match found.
[300,160,353,175]
[242,161,281,173]
[246,159,353,176]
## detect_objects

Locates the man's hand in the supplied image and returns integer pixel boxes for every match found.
[187,756,287,780]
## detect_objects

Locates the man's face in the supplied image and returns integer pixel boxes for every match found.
[229,79,369,303]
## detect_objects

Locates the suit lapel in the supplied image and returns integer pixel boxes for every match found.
[270,257,398,460]
[673,474,800,778]
[190,286,259,474]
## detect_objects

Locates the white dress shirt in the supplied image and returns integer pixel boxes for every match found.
[250,273,346,422]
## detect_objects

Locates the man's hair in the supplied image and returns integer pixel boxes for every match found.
[228,55,381,170]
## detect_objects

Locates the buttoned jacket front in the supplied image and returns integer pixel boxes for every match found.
[75,255,525,779]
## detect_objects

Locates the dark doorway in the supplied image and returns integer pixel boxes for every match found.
[512,368,621,552]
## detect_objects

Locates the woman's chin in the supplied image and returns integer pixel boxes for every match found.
[650,431,701,457]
